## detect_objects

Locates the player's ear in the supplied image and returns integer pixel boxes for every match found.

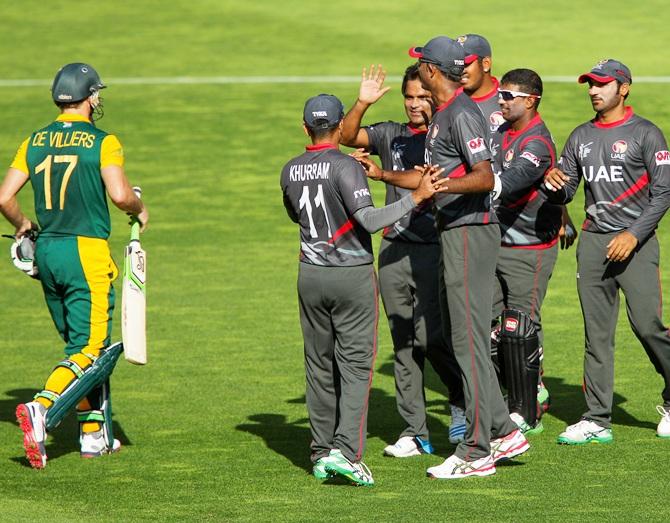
[303,124,310,136]
[619,83,630,98]
[482,57,492,73]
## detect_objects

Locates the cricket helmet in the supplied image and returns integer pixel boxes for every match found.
[51,63,106,104]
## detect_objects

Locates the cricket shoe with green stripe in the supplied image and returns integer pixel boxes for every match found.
[324,452,374,487]
[490,428,530,463]
[557,419,613,445]
[510,412,544,435]
[16,402,47,469]
[427,454,496,479]
[657,405,670,438]
[312,449,343,480]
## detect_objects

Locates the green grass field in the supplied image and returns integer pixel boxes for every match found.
[0,1,669,521]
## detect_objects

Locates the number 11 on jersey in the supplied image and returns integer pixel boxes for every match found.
[298,184,331,238]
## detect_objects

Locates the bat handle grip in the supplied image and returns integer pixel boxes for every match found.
[130,186,142,240]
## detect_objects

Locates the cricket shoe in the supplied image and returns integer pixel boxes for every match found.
[449,405,466,444]
[324,452,374,487]
[557,419,613,445]
[490,428,530,463]
[312,449,343,480]
[383,436,433,457]
[538,381,551,413]
[16,402,47,469]
[510,412,544,435]
[80,431,122,458]
[426,454,496,479]
[657,405,670,439]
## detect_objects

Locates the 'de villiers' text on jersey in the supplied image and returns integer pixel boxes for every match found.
[472,77,505,165]
[281,144,375,266]
[365,121,437,243]
[493,114,562,247]
[424,88,495,230]
[11,114,123,239]
[554,107,670,241]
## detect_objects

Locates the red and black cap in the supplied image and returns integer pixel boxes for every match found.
[578,59,632,85]
[303,94,344,129]
[456,34,492,65]
[409,36,465,75]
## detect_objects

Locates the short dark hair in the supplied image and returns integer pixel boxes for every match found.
[401,64,421,95]
[501,68,543,108]
[307,125,339,140]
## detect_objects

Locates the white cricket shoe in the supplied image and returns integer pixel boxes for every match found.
[16,402,47,469]
[80,431,121,458]
[313,449,343,479]
[657,405,670,439]
[426,453,496,479]
[383,436,433,457]
[557,419,613,445]
[490,428,530,463]
[449,405,467,444]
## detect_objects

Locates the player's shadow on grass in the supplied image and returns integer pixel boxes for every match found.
[541,377,656,430]
[1,388,132,467]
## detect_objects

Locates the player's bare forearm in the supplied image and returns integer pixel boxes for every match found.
[0,168,33,233]
[340,100,371,148]
[432,161,494,194]
[382,168,423,189]
[101,165,146,217]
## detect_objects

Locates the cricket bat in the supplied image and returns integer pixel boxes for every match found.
[122,187,147,365]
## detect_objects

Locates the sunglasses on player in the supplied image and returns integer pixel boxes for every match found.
[497,89,541,101]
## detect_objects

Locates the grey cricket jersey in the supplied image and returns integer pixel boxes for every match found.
[472,77,505,165]
[424,88,495,230]
[364,122,438,243]
[281,144,374,266]
[494,114,562,246]
[552,107,670,241]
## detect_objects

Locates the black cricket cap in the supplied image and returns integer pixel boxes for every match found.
[303,94,344,129]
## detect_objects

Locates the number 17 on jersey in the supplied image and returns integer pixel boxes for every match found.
[122,187,147,365]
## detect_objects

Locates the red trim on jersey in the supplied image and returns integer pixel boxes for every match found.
[502,113,543,149]
[356,266,379,461]
[582,218,592,231]
[328,218,354,244]
[305,143,337,151]
[471,77,499,103]
[609,171,649,205]
[507,187,540,209]
[502,236,559,250]
[407,124,428,135]
[593,106,634,129]
[446,164,467,179]
[462,227,480,462]
[435,88,465,113]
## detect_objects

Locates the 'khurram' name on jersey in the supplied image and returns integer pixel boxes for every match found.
[281,146,375,267]
[424,89,496,230]
[364,121,437,243]
[557,107,670,240]
[288,162,330,182]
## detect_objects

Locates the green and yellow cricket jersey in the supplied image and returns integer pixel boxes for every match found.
[11,113,124,239]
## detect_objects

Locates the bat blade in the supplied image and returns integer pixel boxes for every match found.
[122,219,147,364]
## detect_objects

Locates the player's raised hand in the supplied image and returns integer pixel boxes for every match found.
[358,64,391,105]
[544,167,568,191]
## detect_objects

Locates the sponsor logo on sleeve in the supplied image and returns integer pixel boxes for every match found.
[354,188,371,199]
[520,150,541,167]
[467,136,486,154]
[656,150,670,165]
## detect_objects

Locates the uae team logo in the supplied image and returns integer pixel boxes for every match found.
[505,149,514,163]
[432,124,440,139]
[489,111,505,131]
[611,140,627,161]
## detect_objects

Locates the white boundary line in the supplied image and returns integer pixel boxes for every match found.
[1,75,669,87]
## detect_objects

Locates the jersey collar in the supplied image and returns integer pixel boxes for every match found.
[502,113,543,148]
[407,123,428,135]
[305,143,337,151]
[435,88,465,113]
[471,77,499,103]
[593,106,634,129]
[56,113,91,123]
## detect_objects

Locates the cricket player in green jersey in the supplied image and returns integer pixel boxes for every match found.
[0,63,148,469]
